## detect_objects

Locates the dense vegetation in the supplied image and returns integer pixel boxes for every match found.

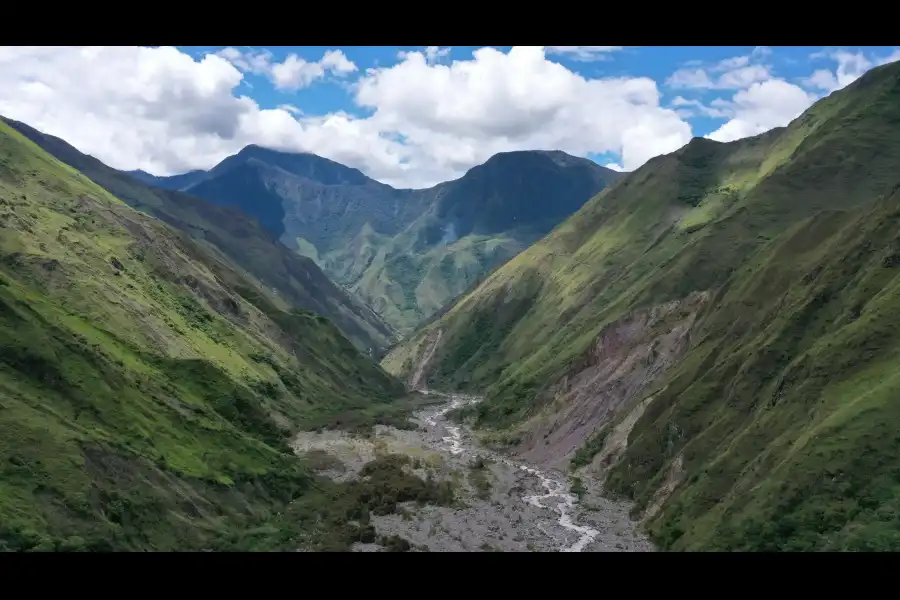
[146,147,620,332]
[224,453,454,552]
[0,119,420,551]
[2,118,395,356]
[384,60,900,550]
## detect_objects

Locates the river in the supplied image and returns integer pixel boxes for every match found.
[421,390,602,553]
[293,389,652,552]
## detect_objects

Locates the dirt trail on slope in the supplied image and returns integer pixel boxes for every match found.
[408,329,442,391]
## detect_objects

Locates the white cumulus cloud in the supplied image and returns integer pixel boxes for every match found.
[398,46,452,64]
[216,47,358,91]
[354,46,692,183]
[0,45,693,188]
[706,79,817,142]
[667,51,773,90]
[673,47,900,145]
[804,48,900,93]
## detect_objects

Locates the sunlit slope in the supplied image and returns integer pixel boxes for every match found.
[0,119,405,551]
[2,117,396,355]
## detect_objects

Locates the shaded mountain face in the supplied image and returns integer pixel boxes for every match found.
[182,146,420,250]
[127,168,208,191]
[383,60,900,552]
[0,119,407,551]
[154,146,622,332]
[428,150,620,239]
[2,117,396,355]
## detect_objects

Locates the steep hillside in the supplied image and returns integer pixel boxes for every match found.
[154,147,621,332]
[610,185,900,551]
[383,60,900,550]
[1,118,395,355]
[0,119,411,551]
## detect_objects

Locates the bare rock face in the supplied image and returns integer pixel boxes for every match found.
[511,291,709,471]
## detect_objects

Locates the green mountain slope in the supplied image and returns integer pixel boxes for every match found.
[1,118,396,355]
[0,119,409,551]
[153,147,621,332]
[327,151,623,331]
[611,185,900,551]
[383,60,900,550]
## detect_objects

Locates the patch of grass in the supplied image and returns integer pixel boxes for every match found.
[302,449,346,474]
[356,454,456,515]
[569,426,609,471]
[468,456,492,500]
[570,477,586,500]
[380,534,412,552]
[236,453,455,552]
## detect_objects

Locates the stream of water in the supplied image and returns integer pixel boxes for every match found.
[421,391,600,553]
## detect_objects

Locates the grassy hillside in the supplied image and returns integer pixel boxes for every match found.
[1,118,396,356]
[327,219,531,332]
[384,60,900,550]
[160,147,620,332]
[611,185,900,551]
[0,119,415,551]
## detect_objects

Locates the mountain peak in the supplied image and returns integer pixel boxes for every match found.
[479,149,612,172]
[212,144,373,187]
[235,143,307,160]
[851,57,900,88]
[685,136,723,148]
[430,147,625,240]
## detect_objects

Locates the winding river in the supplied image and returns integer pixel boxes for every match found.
[421,391,600,553]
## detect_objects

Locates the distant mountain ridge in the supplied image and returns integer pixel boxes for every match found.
[143,146,624,332]
[127,168,209,191]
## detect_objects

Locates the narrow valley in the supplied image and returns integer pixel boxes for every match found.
[5,46,900,553]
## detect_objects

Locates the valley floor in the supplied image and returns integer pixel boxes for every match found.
[291,393,652,552]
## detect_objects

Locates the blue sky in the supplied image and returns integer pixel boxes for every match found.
[2,46,898,188]
[182,45,898,125]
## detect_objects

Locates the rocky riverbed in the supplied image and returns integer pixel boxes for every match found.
[290,392,653,552]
